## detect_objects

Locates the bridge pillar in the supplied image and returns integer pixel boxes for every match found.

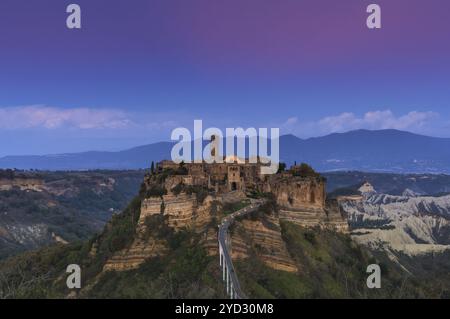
[226,268,230,295]
[223,259,226,281]
[230,282,234,299]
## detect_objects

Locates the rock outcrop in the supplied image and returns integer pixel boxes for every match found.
[103,161,349,272]
[103,227,168,271]
[266,176,348,233]
[230,216,298,273]
[268,177,325,209]
[0,178,44,192]
[104,192,217,271]
[340,193,450,256]
[140,193,215,231]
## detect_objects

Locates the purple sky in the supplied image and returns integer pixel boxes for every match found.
[0,0,449,155]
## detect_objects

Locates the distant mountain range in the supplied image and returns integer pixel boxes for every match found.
[2,129,450,173]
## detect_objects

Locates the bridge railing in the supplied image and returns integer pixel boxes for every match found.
[218,199,265,299]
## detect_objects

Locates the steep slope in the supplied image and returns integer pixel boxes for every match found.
[235,221,450,298]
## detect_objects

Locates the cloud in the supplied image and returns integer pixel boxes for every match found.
[0,105,132,130]
[318,110,438,132]
[284,117,298,126]
[282,110,440,137]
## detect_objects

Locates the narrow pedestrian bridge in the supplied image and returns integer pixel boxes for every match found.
[218,199,265,299]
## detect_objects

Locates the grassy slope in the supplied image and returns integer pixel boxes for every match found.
[237,221,449,299]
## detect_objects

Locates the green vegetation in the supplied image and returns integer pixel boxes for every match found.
[144,214,172,240]
[236,195,278,222]
[141,183,167,198]
[0,169,44,180]
[0,180,225,299]
[327,185,362,199]
[171,183,210,204]
[0,170,145,260]
[87,240,224,299]
[150,161,155,175]
[236,259,312,299]
[349,216,395,231]
[222,199,251,215]
[1,168,450,299]
[291,163,321,178]
[237,221,450,299]
[277,163,287,174]
[0,242,90,299]
[2,200,450,298]
[100,197,141,254]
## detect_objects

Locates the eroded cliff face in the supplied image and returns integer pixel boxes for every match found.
[268,177,325,210]
[340,193,450,256]
[103,170,348,272]
[230,215,298,273]
[103,228,168,272]
[102,204,169,271]
[104,191,217,271]
[140,193,215,231]
[267,177,348,233]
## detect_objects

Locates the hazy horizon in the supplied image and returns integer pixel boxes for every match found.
[0,127,448,158]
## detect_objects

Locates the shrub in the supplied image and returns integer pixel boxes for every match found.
[291,163,320,178]
[145,185,167,198]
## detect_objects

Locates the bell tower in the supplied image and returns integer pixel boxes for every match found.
[208,134,221,163]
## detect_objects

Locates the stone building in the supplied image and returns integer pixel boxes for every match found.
[157,158,263,193]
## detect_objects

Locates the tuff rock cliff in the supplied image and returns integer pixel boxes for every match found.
[101,163,348,273]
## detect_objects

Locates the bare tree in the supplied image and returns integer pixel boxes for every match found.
[0,266,50,299]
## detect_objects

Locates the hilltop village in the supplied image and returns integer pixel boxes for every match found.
[103,158,348,272]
